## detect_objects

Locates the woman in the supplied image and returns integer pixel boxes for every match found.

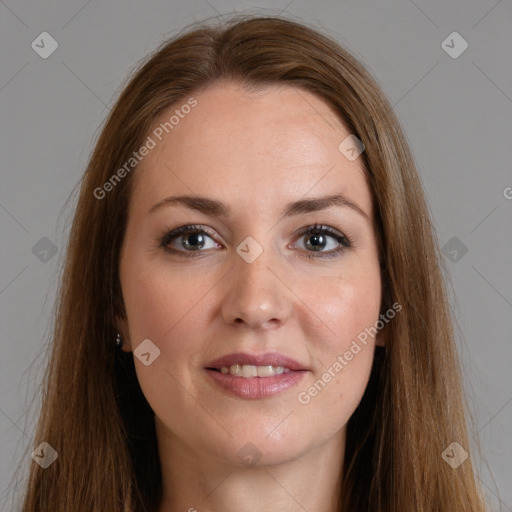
[19,14,488,512]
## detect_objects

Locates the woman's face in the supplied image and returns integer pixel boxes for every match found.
[119,81,383,468]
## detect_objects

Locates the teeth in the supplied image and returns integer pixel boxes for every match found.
[218,364,292,377]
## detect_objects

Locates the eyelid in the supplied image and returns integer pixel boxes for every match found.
[157,224,219,249]
[295,223,350,242]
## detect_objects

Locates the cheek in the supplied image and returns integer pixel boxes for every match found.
[291,268,381,429]
[121,259,209,345]
[296,262,382,354]
[120,259,213,407]
[120,257,219,398]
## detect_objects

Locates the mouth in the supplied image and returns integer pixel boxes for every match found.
[206,364,293,377]
[206,351,307,374]
[204,352,308,399]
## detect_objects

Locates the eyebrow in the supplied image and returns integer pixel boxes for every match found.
[148,193,370,222]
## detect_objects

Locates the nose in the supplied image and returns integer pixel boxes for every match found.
[221,244,292,330]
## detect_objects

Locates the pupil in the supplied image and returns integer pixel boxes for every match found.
[183,233,204,250]
[306,234,325,251]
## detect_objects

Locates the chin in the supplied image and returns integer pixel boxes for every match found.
[207,428,309,469]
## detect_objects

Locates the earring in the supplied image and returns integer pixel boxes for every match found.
[115,332,123,349]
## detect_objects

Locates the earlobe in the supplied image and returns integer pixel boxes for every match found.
[114,315,133,352]
[375,336,386,348]
[118,333,133,353]
[120,337,133,353]
[375,328,387,348]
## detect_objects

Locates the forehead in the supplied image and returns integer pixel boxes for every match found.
[131,81,372,221]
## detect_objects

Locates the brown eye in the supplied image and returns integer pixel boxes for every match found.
[295,224,352,259]
[159,225,220,255]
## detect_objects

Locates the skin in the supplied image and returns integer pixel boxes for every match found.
[118,81,385,512]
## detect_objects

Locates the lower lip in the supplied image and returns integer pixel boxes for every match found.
[205,369,307,399]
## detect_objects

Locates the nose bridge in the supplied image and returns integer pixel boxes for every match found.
[221,235,291,328]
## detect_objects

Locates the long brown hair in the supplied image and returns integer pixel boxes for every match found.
[16,13,488,511]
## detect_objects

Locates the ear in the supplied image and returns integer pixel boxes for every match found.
[374,323,388,347]
[114,314,133,352]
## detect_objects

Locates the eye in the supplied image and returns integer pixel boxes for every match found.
[158,224,220,257]
[294,224,352,259]
[158,223,353,259]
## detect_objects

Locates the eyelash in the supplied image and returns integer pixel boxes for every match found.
[157,223,353,260]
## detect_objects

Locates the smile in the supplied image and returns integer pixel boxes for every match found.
[213,364,292,377]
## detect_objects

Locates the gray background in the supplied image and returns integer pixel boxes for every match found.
[1,1,511,510]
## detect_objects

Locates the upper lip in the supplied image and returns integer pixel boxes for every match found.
[206,352,307,371]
